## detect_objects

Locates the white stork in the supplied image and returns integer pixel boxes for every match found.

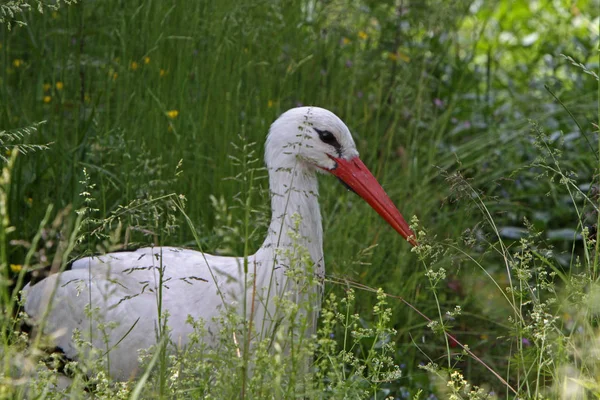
[23,106,415,380]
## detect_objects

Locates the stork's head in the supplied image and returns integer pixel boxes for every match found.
[266,106,358,171]
[266,106,416,246]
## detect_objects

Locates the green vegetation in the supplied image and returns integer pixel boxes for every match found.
[0,0,598,398]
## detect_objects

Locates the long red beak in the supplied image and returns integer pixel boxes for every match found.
[328,155,417,247]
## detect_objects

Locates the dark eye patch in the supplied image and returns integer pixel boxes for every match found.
[313,127,342,156]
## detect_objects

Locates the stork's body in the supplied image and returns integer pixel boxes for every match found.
[23,107,414,380]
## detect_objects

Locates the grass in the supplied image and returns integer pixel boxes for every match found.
[1,0,598,398]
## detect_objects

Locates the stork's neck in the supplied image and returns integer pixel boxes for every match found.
[259,163,324,274]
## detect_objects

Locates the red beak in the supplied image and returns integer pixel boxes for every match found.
[328,155,417,246]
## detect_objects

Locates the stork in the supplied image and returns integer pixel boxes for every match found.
[23,106,415,380]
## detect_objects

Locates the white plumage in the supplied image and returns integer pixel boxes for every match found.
[23,106,414,380]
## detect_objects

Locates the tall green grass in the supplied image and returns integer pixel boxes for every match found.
[1,0,598,398]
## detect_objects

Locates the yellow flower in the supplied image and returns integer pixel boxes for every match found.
[358,30,368,40]
[56,81,64,90]
[43,96,52,103]
[26,197,32,206]
[341,37,351,45]
[267,100,274,108]
[159,69,167,77]
[388,51,410,63]
[144,56,150,64]
[13,59,23,68]
[130,61,139,71]
[397,51,410,62]
[10,264,22,273]
[43,83,51,92]
[112,72,118,81]
[166,110,179,119]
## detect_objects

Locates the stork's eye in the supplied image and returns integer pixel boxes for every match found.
[314,127,343,157]
[314,128,337,146]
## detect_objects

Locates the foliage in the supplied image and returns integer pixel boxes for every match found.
[0,0,76,30]
[0,122,50,164]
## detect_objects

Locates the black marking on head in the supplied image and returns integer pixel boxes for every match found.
[313,127,342,157]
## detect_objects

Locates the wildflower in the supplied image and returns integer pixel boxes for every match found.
[166,110,179,119]
[388,52,410,62]
[43,83,51,92]
[400,387,410,399]
[397,51,410,62]
[345,60,353,68]
[267,100,274,108]
[26,197,32,206]
[571,4,580,15]
[55,81,64,91]
[112,72,118,81]
[358,30,368,40]
[51,11,59,19]
[13,59,23,68]
[10,264,22,273]
[160,69,167,77]
[143,56,150,64]
[341,37,351,45]
[433,98,444,108]
[43,96,52,103]
[130,61,138,71]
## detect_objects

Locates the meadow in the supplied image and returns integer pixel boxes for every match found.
[0,0,598,398]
